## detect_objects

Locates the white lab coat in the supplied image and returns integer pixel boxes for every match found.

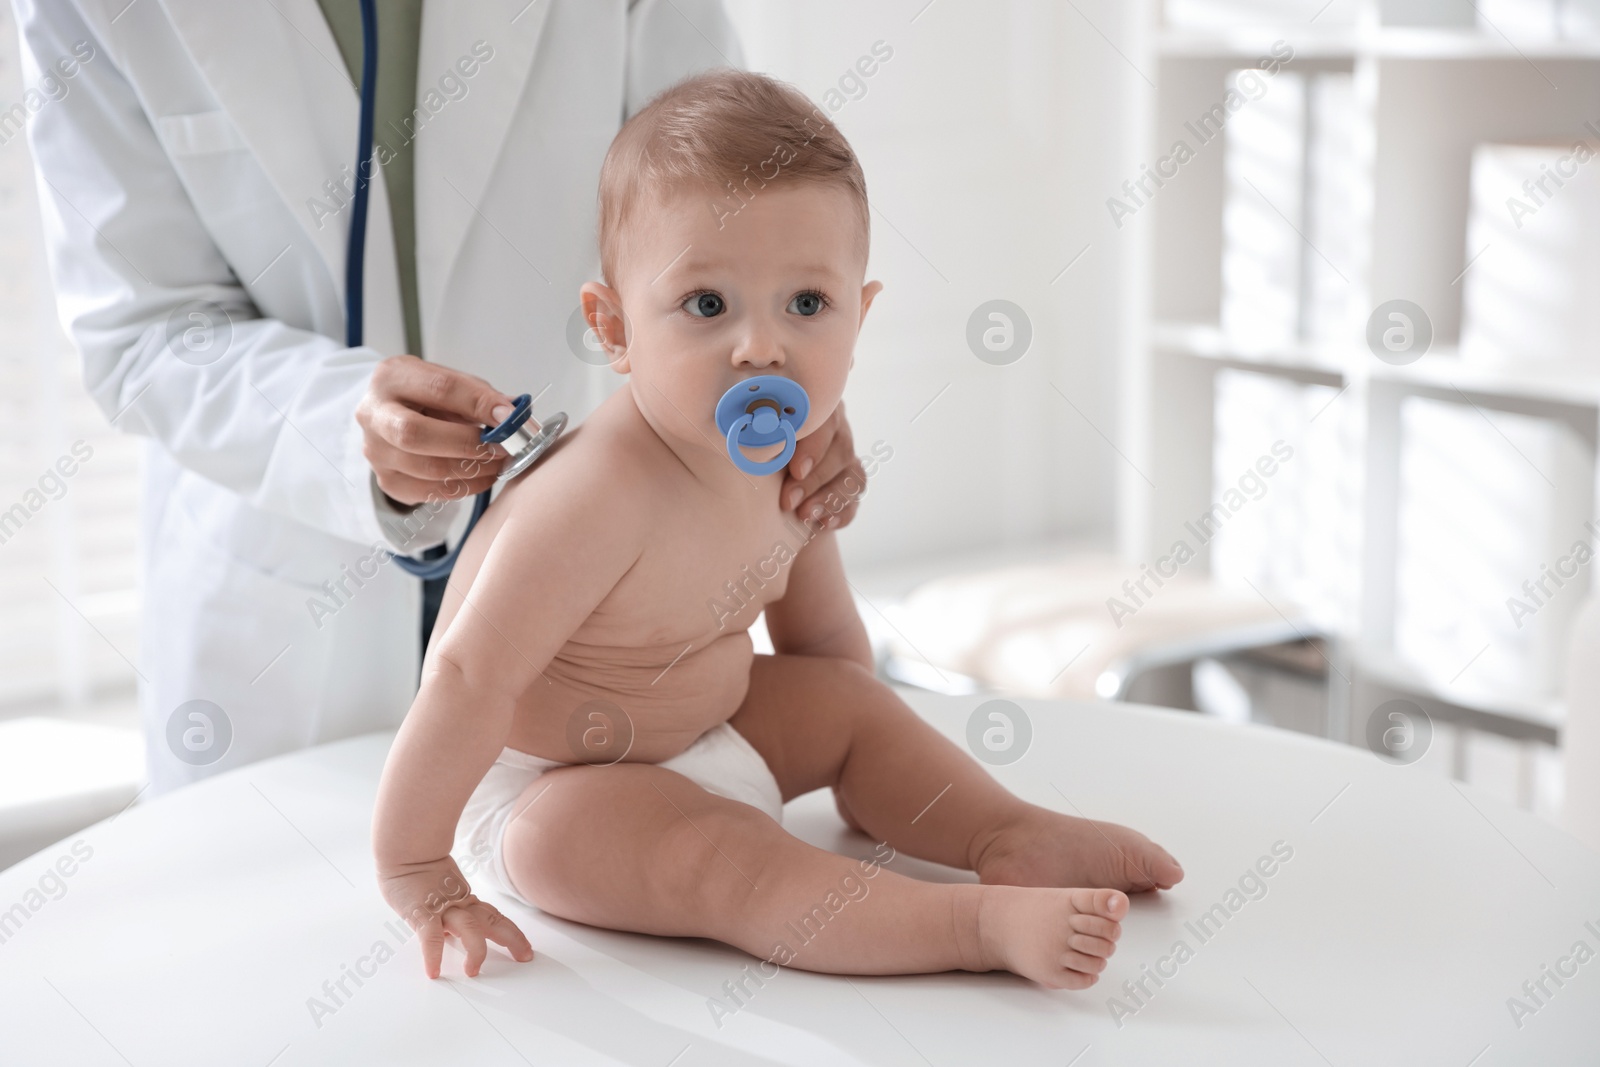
[13,0,743,794]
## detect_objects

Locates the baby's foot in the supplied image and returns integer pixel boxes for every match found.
[973,806,1183,893]
[977,885,1127,989]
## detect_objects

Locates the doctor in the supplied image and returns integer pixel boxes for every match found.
[15,0,870,795]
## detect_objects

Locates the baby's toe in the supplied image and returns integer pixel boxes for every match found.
[1060,949,1108,974]
[1070,886,1128,919]
[1051,968,1099,991]
[1069,932,1117,958]
[1152,848,1184,886]
[1100,887,1129,918]
[1128,842,1184,890]
[1070,912,1121,942]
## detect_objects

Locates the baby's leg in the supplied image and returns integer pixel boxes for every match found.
[499,761,1126,988]
[733,654,1183,893]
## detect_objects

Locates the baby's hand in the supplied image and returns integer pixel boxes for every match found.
[378,855,535,978]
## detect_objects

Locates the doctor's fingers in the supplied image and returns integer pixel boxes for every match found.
[359,396,509,463]
[370,354,518,427]
[788,437,866,531]
[374,468,499,507]
[364,433,508,484]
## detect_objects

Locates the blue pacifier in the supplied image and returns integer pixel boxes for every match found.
[714,375,810,475]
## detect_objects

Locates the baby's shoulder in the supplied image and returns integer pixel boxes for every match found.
[497,410,660,520]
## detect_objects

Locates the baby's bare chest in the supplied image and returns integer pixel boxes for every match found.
[504,471,814,760]
[581,493,805,648]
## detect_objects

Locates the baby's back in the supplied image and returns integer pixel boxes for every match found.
[427,384,800,764]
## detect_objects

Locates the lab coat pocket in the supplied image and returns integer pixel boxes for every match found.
[155,109,249,157]
[153,107,301,280]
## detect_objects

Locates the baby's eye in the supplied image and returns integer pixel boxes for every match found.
[684,291,726,318]
[788,290,830,317]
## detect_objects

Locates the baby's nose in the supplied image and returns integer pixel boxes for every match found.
[732,326,785,367]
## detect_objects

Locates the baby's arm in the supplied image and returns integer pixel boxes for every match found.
[763,528,873,672]
[371,448,648,977]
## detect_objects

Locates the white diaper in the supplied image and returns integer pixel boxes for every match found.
[452,721,784,907]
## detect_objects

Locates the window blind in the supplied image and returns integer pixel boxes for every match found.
[0,10,142,713]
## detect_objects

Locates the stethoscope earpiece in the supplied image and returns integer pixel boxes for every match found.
[714,375,809,475]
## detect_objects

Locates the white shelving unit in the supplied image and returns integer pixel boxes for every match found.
[1124,0,1600,761]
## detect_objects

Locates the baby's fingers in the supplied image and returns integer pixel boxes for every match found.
[482,908,535,964]
[444,907,491,977]
[418,919,448,979]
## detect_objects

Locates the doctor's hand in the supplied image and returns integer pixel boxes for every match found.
[357,355,522,508]
[378,855,535,979]
[782,400,866,531]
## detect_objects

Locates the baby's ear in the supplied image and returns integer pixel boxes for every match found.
[857,280,883,330]
[579,282,631,374]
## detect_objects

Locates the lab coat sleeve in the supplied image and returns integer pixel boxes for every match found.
[623,0,747,119]
[11,0,456,554]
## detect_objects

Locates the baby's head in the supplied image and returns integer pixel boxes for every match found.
[580,69,880,464]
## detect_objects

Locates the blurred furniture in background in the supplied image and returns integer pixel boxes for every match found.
[1109,0,1600,821]
[0,717,142,871]
[856,0,1600,830]
[1562,591,1600,852]
[875,552,1325,718]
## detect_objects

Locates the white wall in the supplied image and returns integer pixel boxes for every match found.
[723,0,1142,570]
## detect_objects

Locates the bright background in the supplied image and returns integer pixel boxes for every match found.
[4,0,1598,866]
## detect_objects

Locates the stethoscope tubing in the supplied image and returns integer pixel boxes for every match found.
[346,0,377,351]
[346,0,501,582]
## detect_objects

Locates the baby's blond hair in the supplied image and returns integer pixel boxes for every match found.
[596,68,870,289]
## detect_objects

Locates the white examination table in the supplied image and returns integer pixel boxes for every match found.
[1,689,1596,1066]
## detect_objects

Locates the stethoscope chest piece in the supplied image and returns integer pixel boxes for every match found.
[484,394,568,480]
[714,375,809,475]
[388,394,567,581]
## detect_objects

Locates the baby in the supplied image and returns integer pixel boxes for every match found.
[372,68,1183,991]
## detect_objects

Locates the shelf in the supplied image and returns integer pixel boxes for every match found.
[1150,321,1347,381]
[1157,26,1361,59]
[1136,14,1599,752]
[1157,25,1600,61]
[1151,323,1600,410]
[1367,348,1600,410]
[1375,27,1600,59]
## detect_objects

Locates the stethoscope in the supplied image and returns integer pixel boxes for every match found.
[347,0,565,580]
[345,0,809,580]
